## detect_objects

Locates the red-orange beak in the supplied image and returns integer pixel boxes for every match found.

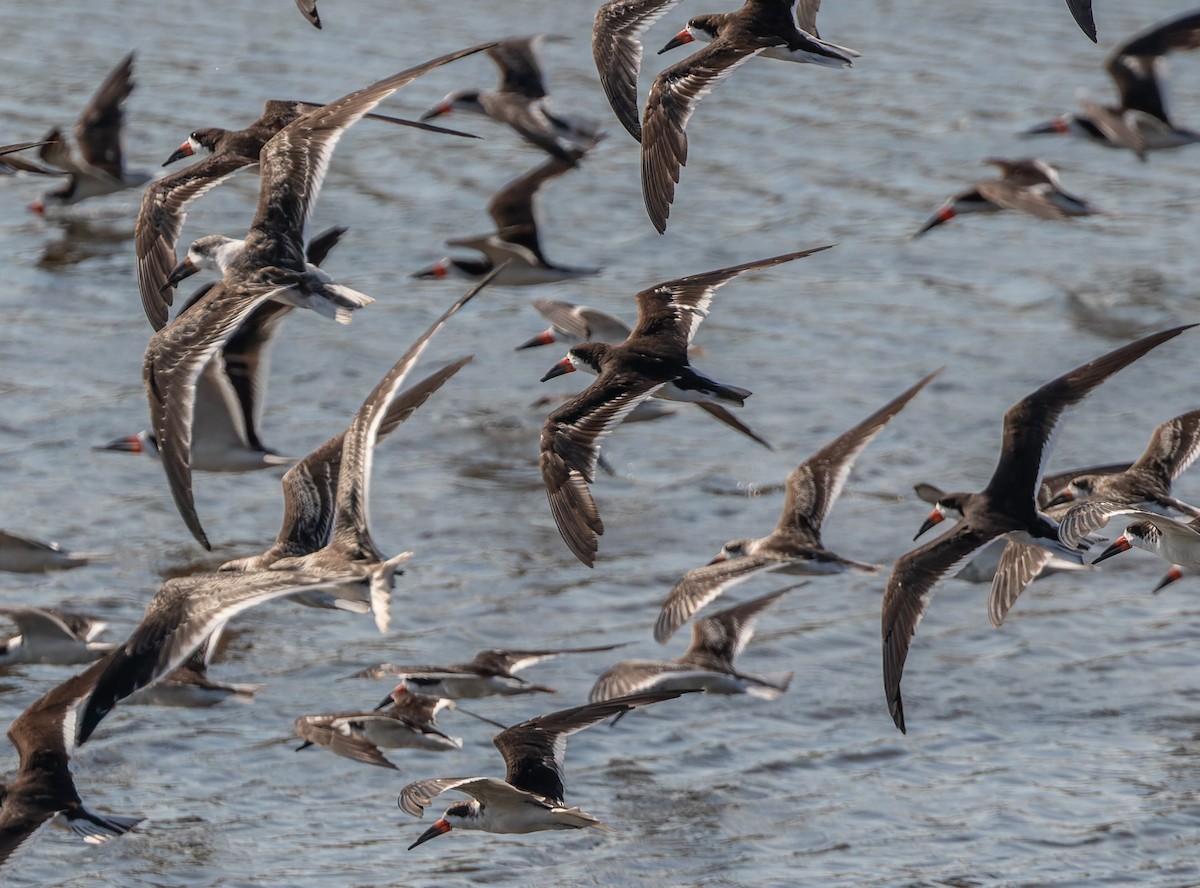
[1152,564,1184,594]
[540,356,575,382]
[914,507,944,540]
[659,29,694,54]
[408,818,451,850]
[163,140,195,166]
[516,329,557,350]
[1092,536,1131,565]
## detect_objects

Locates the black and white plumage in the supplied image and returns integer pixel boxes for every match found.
[1045,408,1200,515]
[0,659,142,872]
[348,643,626,698]
[538,247,829,567]
[217,269,495,635]
[1060,504,1200,572]
[592,0,686,141]
[914,462,1131,626]
[656,368,938,641]
[0,530,92,574]
[420,36,604,163]
[13,53,151,213]
[881,325,1194,734]
[1023,8,1200,158]
[76,569,357,745]
[522,298,771,448]
[294,687,472,769]
[0,608,114,667]
[591,586,796,702]
[110,228,347,473]
[413,156,600,285]
[141,45,494,550]
[914,159,1098,236]
[294,0,321,28]
[399,692,689,847]
[989,408,1200,625]
[641,0,853,232]
[135,100,310,330]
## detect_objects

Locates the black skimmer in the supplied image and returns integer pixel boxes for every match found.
[658,0,859,66]
[216,271,494,635]
[0,530,92,574]
[347,643,626,698]
[139,103,472,331]
[591,585,796,702]
[413,156,600,286]
[655,369,938,641]
[0,659,142,871]
[1044,408,1200,515]
[641,0,854,232]
[106,228,350,474]
[141,45,494,550]
[1060,503,1200,571]
[135,99,312,331]
[398,691,690,847]
[1023,8,1200,159]
[14,53,151,214]
[983,410,1200,624]
[76,568,362,745]
[914,159,1098,236]
[522,298,771,448]
[539,247,828,566]
[914,464,1131,626]
[420,36,604,163]
[294,686,505,769]
[881,325,1194,733]
[0,608,114,667]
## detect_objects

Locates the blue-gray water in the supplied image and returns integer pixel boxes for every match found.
[2,0,1200,884]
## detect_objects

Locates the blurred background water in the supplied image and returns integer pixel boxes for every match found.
[2,0,1200,884]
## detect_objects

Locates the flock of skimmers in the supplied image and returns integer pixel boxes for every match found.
[1,0,1199,873]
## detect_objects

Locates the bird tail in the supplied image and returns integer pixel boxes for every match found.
[65,808,143,844]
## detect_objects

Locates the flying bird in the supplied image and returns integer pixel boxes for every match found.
[656,369,938,641]
[398,692,690,847]
[1023,8,1200,158]
[421,36,604,162]
[591,585,797,702]
[881,325,1194,733]
[915,159,1097,236]
[539,247,830,566]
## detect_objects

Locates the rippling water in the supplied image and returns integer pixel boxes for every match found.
[3,0,1200,884]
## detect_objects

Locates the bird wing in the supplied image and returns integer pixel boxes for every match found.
[496,693,686,802]
[679,584,792,669]
[539,371,665,566]
[630,246,831,358]
[489,37,550,98]
[330,272,493,555]
[777,369,938,541]
[882,522,995,733]
[641,41,764,232]
[136,153,257,331]
[988,540,1055,628]
[143,281,290,549]
[982,326,1192,520]
[244,43,496,264]
[592,0,685,140]
[655,553,782,643]
[74,53,134,178]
